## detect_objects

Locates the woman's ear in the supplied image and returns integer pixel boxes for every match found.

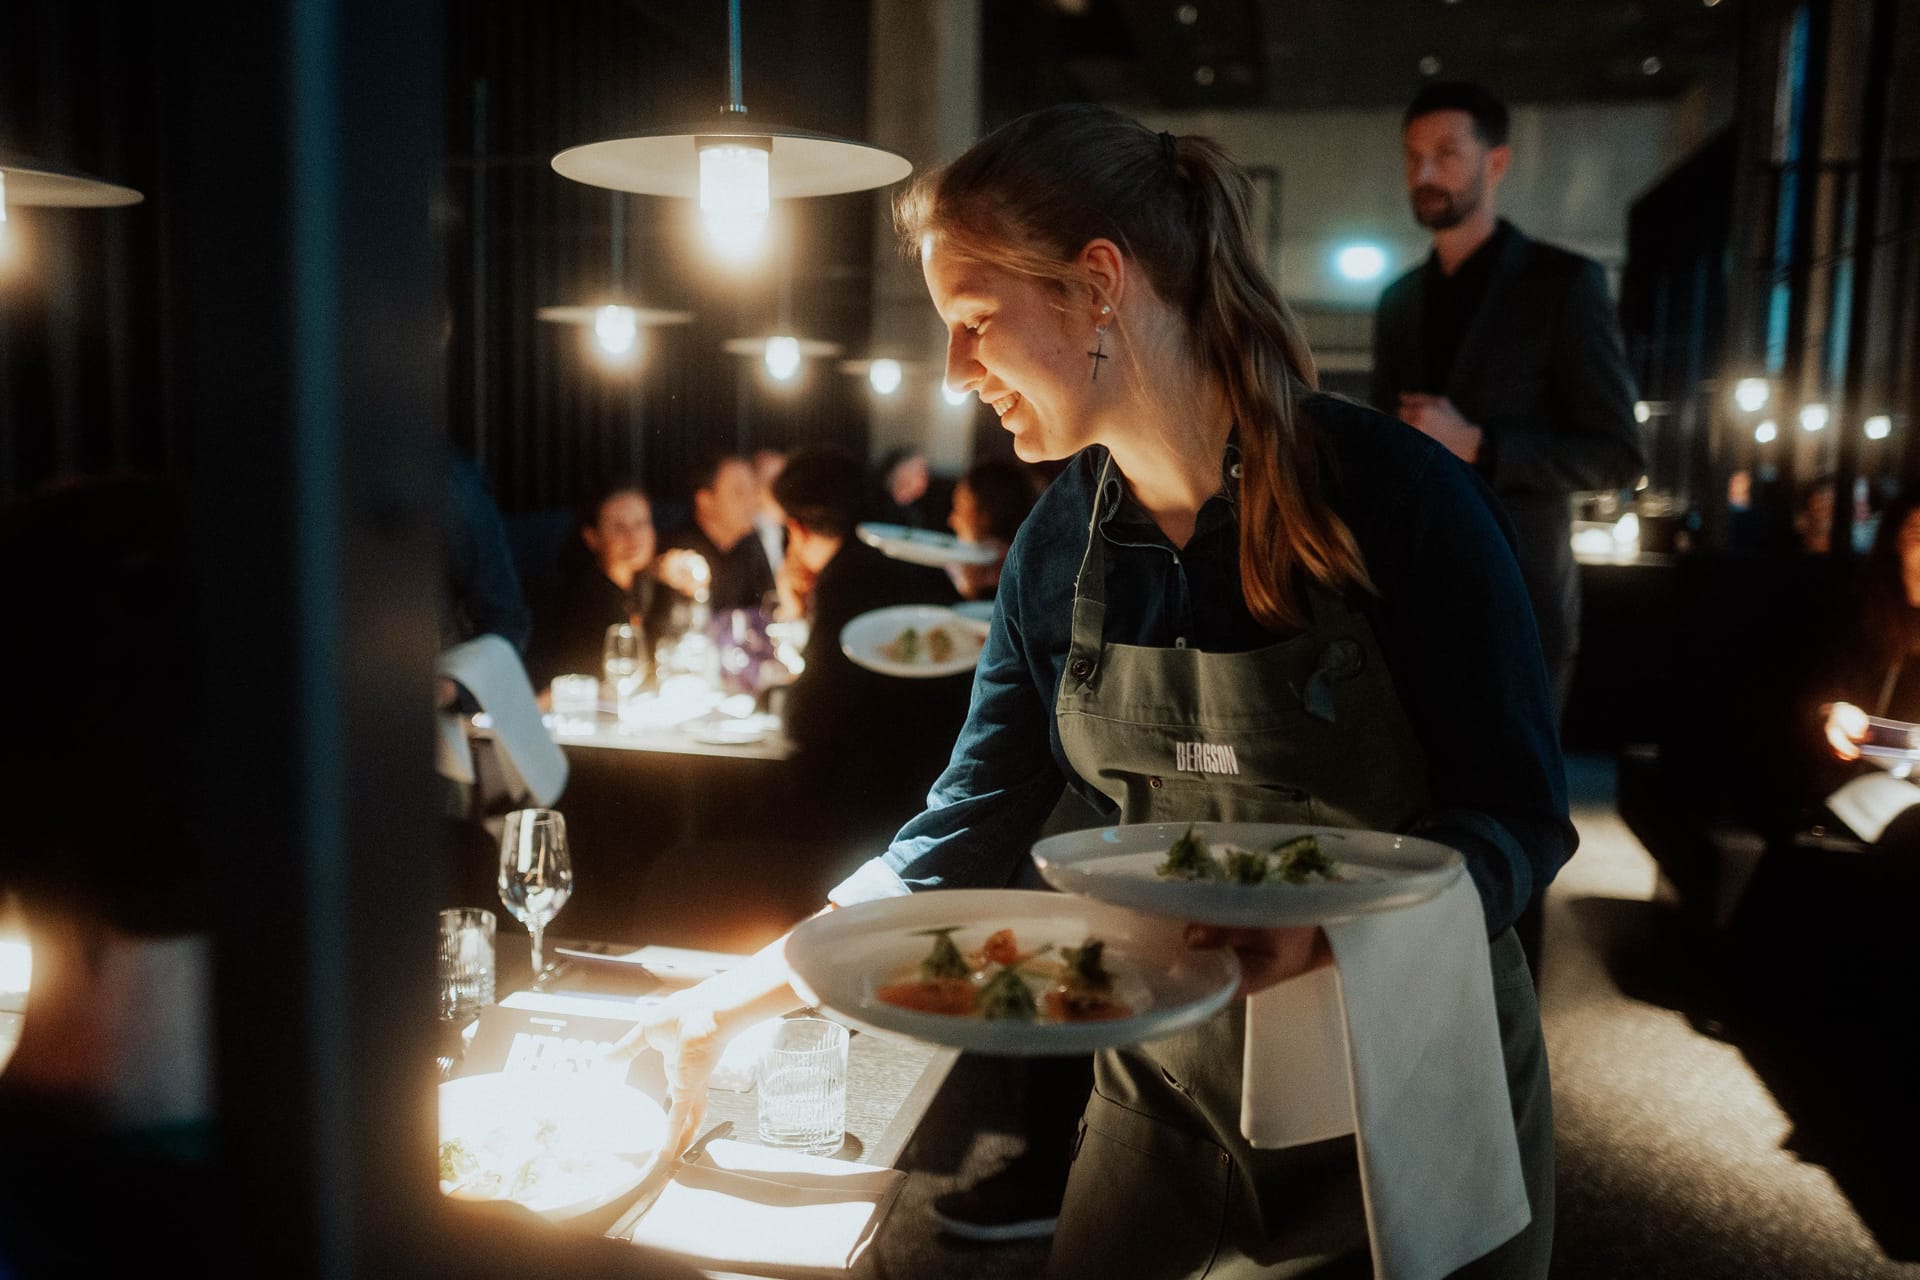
[1075,238,1126,320]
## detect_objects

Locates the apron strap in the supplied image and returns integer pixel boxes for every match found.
[1066,451,1115,689]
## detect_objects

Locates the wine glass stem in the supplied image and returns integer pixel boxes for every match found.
[530,922,546,978]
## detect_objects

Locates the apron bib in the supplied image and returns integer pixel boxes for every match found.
[1043,454,1551,1280]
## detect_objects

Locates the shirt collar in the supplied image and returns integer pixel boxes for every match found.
[1096,437,1242,543]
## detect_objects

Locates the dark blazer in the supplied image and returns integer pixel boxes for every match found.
[1370,221,1643,676]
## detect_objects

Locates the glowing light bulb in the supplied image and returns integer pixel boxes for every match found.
[1333,243,1388,282]
[1800,403,1829,433]
[594,305,638,358]
[764,335,801,382]
[1865,415,1892,440]
[1754,419,1777,444]
[942,383,971,406]
[1734,377,1770,412]
[1634,401,1652,424]
[868,358,902,396]
[698,140,770,260]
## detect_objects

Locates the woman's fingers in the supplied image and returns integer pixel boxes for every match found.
[1825,701,1868,761]
[1186,924,1331,997]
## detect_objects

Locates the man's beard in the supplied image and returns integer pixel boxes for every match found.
[1412,181,1480,231]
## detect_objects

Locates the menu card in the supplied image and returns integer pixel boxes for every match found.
[458,991,669,1101]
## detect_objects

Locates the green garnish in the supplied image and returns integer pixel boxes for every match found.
[978,967,1037,1021]
[438,1138,475,1184]
[1220,847,1272,884]
[911,926,970,979]
[1272,835,1336,883]
[895,627,919,661]
[1156,824,1219,880]
[1059,940,1114,992]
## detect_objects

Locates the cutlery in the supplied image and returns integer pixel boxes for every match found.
[605,1119,734,1241]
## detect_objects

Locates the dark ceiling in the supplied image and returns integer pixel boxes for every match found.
[985,0,1743,118]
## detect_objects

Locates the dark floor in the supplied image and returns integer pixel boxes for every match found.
[851,755,1920,1280]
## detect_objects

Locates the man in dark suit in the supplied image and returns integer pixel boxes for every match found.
[1371,82,1644,719]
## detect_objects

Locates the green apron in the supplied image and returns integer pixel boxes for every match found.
[1043,455,1553,1280]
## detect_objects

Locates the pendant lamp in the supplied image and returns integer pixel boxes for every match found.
[0,154,143,261]
[549,0,911,261]
[537,194,692,365]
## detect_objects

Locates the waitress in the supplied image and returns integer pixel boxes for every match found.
[619,104,1572,1280]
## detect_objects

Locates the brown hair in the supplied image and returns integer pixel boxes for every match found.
[895,103,1370,631]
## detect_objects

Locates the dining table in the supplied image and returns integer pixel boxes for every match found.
[439,930,957,1278]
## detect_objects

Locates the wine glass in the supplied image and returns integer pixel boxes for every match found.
[604,622,645,719]
[497,808,573,980]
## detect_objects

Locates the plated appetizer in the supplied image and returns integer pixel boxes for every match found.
[1155,825,1341,885]
[874,926,1134,1023]
[880,625,960,665]
[438,1111,634,1208]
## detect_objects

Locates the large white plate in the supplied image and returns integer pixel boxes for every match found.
[784,888,1241,1056]
[438,1072,668,1220]
[840,605,986,678]
[1031,822,1464,929]
[855,522,1000,569]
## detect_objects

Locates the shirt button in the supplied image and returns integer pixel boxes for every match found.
[1149,776,1164,789]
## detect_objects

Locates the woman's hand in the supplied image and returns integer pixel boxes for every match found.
[1824,701,1869,761]
[1184,924,1331,998]
[774,557,816,623]
[609,990,724,1159]
[655,549,712,600]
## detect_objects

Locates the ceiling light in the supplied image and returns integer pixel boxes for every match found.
[1865,414,1892,440]
[1754,419,1777,444]
[1194,66,1216,86]
[1419,55,1442,76]
[1634,401,1652,424]
[0,155,143,264]
[1333,243,1389,282]
[1733,377,1770,412]
[550,0,911,263]
[1800,403,1829,432]
[1641,56,1663,75]
[1176,4,1198,24]
[868,358,902,395]
[723,334,841,383]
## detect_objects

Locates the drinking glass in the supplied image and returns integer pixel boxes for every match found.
[436,907,497,1021]
[756,1017,849,1154]
[550,674,599,733]
[604,623,645,720]
[497,809,573,979]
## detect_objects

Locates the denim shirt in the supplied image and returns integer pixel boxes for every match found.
[834,393,1575,936]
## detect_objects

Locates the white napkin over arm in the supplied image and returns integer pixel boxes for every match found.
[436,634,568,807]
[1240,875,1530,1280]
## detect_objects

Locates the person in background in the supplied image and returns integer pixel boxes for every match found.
[0,477,700,1280]
[624,104,1569,1280]
[661,453,775,615]
[751,447,789,576]
[947,457,1044,601]
[772,448,970,842]
[443,441,532,653]
[871,447,934,528]
[1370,81,1642,980]
[1371,81,1643,719]
[1819,487,1920,765]
[524,480,707,692]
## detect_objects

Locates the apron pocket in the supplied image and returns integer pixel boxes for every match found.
[1046,1088,1232,1280]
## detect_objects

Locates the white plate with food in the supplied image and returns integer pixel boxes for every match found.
[438,1072,669,1220]
[840,604,986,678]
[784,888,1240,1056]
[1031,822,1464,929]
[855,522,1000,569]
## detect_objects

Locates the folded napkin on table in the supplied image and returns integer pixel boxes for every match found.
[436,634,567,807]
[1240,874,1530,1280]
[622,1139,903,1277]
